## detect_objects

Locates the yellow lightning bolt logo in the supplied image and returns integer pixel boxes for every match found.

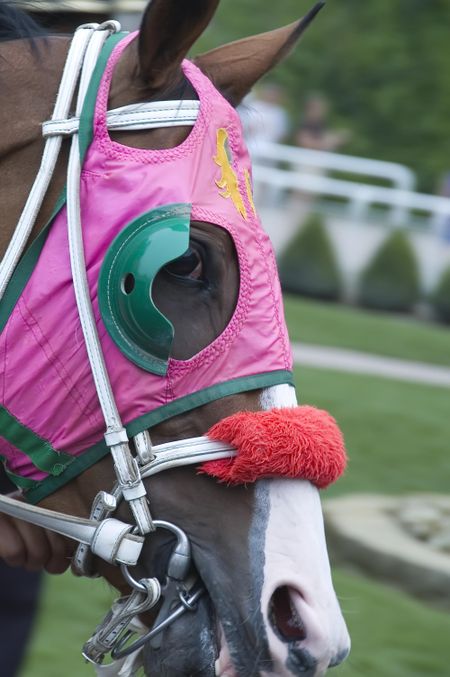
[214,128,247,220]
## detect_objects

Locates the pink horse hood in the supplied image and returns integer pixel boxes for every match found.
[0,33,292,495]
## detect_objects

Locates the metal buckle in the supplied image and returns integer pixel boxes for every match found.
[82,578,161,665]
[111,584,203,660]
[82,520,202,665]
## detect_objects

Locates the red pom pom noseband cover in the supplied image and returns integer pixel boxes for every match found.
[201,406,347,489]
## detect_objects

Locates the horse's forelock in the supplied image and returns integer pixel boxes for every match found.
[0,1,45,42]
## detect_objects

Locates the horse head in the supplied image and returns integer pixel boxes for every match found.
[0,1,349,675]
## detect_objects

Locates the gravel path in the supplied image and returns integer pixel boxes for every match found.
[291,343,450,388]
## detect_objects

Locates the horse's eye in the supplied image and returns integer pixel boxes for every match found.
[163,247,203,281]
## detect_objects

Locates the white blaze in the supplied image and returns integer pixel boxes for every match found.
[258,386,350,676]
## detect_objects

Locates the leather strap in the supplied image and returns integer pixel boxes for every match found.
[65,24,153,536]
[0,436,234,567]
[140,436,236,478]
[0,18,237,575]
[42,100,200,137]
[0,494,143,566]
[0,24,98,300]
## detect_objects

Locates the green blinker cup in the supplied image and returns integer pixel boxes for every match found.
[98,203,191,376]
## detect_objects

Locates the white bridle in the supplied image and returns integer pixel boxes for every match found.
[1,22,301,674]
[0,21,243,670]
[0,21,239,565]
[0,20,237,559]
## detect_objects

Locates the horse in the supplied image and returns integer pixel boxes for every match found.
[0,1,350,675]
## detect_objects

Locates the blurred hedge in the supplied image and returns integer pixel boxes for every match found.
[358,231,420,312]
[431,266,450,323]
[278,214,342,300]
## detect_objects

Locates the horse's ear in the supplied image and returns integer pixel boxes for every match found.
[195,2,325,106]
[138,0,220,91]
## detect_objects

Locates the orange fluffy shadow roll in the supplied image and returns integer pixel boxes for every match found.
[201,406,347,488]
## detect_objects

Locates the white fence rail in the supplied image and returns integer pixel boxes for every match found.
[251,142,450,232]
[251,142,416,191]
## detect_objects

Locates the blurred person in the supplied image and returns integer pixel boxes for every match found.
[295,92,350,152]
[0,467,42,677]
[292,93,351,213]
[437,171,450,242]
[239,83,290,207]
[239,82,290,151]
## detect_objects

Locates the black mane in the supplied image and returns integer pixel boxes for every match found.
[0,1,44,41]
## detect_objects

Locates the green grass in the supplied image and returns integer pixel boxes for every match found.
[332,568,450,677]
[294,365,450,496]
[284,295,450,366]
[21,574,115,677]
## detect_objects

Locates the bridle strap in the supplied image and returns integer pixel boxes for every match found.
[65,22,153,536]
[139,436,236,478]
[42,100,201,137]
[0,20,237,561]
[0,494,143,566]
[0,436,235,566]
[0,23,99,300]
[0,22,238,669]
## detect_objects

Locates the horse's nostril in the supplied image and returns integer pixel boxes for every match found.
[269,586,307,643]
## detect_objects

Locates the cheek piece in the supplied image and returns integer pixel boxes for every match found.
[201,406,347,489]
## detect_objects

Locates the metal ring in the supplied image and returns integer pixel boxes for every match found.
[121,520,189,591]
[152,520,191,580]
[152,520,189,542]
[120,564,147,593]
[96,20,121,34]
[111,586,204,660]
[178,588,200,611]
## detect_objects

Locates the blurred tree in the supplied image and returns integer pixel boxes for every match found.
[199,0,450,192]
[358,231,420,312]
[278,214,342,300]
[430,266,450,323]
